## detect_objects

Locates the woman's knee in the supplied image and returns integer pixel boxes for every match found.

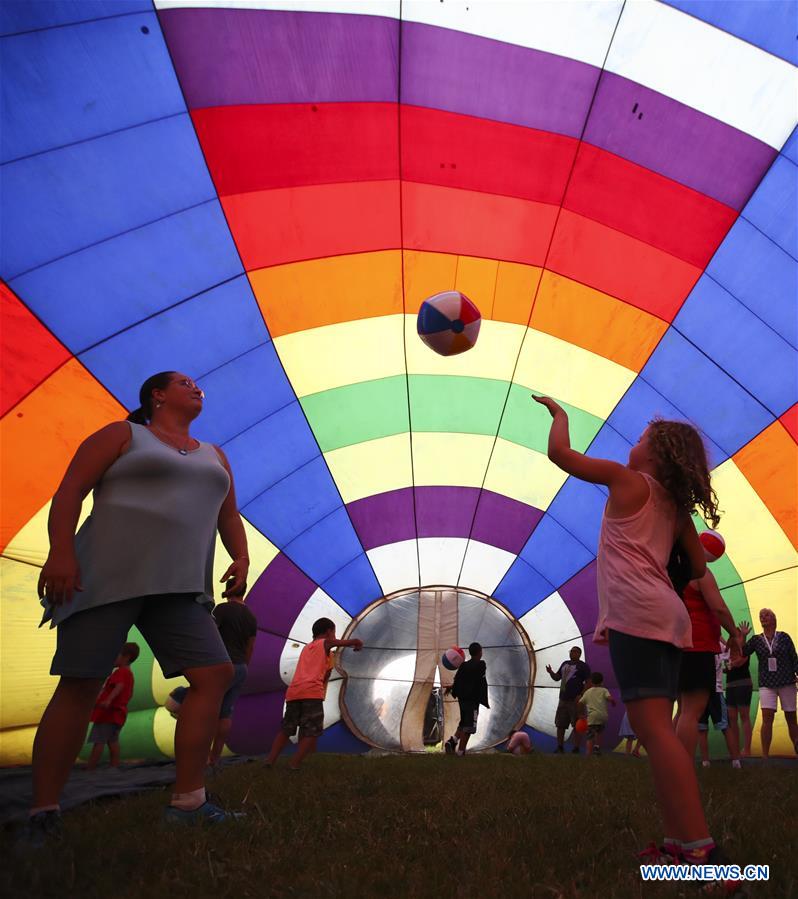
[184,662,234,693]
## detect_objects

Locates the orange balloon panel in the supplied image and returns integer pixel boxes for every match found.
[0,361,124,552]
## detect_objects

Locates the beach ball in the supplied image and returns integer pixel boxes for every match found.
[417,291,481,356]
[441,646,466,671]
[699,529,726,562]
[574,718,588,734]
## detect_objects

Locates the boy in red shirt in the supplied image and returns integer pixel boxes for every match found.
[86,642,140,770]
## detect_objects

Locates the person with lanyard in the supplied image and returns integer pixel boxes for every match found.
[24,371,250,845]
[741,608,798,758]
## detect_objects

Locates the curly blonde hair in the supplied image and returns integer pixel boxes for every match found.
[647,419,720,527]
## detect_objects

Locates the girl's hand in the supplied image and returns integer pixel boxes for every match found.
[738,620,751,637]
[532,395,565,417]
[220,558,249,598]
[38,549,83,605]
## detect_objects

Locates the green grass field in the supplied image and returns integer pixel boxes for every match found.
[3,754,796,898]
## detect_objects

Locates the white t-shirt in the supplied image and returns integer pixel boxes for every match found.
[714,648,729,693]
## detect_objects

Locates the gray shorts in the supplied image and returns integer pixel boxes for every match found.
[555,699,579,729]
[87,722,121,744]
[52,593,231,680]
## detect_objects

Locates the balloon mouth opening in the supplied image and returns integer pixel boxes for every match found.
[451,319,465,333]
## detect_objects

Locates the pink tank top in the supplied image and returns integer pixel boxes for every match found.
[286,637,332,701]
[594,472,692,649]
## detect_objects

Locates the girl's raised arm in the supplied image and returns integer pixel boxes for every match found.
[533,396,631,488]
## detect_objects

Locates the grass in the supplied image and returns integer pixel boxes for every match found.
[3,753,797,898]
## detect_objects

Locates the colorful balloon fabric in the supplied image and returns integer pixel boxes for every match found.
[417,291,482,356]
[699,529,726,563]
[1,1,796,763]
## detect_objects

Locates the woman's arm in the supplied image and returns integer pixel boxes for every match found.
[38,422,130,604]
[214,446,249,598]
[696,570,741,653]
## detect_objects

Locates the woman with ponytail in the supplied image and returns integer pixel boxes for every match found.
[25,371,250,840]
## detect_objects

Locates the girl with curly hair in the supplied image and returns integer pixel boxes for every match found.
[533,397,731,876]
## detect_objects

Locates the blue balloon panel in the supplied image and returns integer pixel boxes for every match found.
[1,115,215,280]
[0,11,183,162]
[10,202,242,352]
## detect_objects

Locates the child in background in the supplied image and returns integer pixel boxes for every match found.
[726,621,754,757]
[445,642,489,756]
[208,598,258,767]
[580,672,616,756]
[506,729,533,755]
[86,642,140,770]
[619,709,642,757]
[698,647,741,769]
[265,618,362,769]
[534,396,734,881]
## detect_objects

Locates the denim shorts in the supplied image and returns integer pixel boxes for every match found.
[87,722,122,744]
[219,663,248,719]
[698,693,728,731]
[52,593,231,680]
[608,629,682,703]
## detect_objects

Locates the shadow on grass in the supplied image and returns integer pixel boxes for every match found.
[3,754,796,898]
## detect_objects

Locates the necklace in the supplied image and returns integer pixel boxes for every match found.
[148,425,195,455]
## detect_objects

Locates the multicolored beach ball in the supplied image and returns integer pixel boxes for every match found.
[699,529,726,562]
[441,646,466,671]
[417,291,482,356]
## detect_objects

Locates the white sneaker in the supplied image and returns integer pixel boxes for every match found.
[701,760,711,768]
[731,759,742,769]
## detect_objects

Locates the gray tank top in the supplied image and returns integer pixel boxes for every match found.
[44,423,231,626]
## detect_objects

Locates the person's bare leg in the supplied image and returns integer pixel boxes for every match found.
[632,739,642,757]
[32,677,104,809]
[556,726,565,749]
[586,736,594,755]
[108,740,121,768]
[784,710,798,753]
[266,731,290,766]
[173,663,233,795]
[627,698,710,843]
[726,706,740,758]
[289,735,317,769]
[86,742,104,771]
[760,708,774,759]
[698,730,709,764]
[625,737,633,754]
[209,718,232,766]
[675,690,710,760]
[721,727,738,762]
[740,707,752,756]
